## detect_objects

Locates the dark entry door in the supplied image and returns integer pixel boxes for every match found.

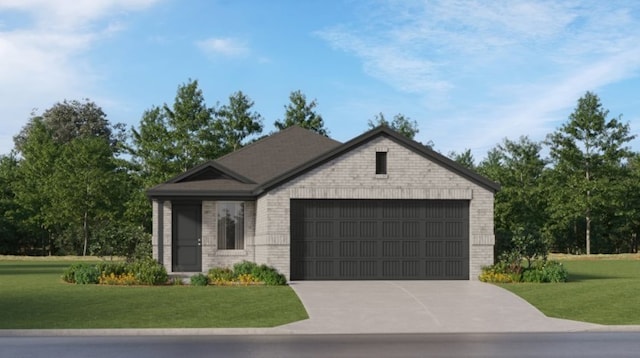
[290,199,469,280]
[172,202,202,272]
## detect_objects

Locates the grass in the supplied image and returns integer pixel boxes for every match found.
[499,256,640,325]
[0,258,308,329]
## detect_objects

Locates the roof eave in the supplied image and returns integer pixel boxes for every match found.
[146,189,256,200]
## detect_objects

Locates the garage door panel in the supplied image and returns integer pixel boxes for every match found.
[339,261,359,277]
[339,260,379,277]
[444,203,465,218]
[425,240,443,257]
[339,222,359,237]
[425,204,444,219]
[340,240,359,257]
[315,202,334,218]
[425,260,443,277]
[382,241,402,257]
[403,241,419,257]
[425,239,465,258]
[445,241,464,257]
[445,221,464,237]
[315,222,334,237]
[360,241,377,257]
[426,222,443,237]
[382,260,402,277]
[315,261,334,277]
[291,241,313,257]
[403,221,422,237]
[361,222,377,237]
[315,241,333,257]
[382,221,401,237]
[290,199,469,280]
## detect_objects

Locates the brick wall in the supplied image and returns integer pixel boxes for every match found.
[154,200,257,274]
[202,200,256,270]
[261,136,495,280]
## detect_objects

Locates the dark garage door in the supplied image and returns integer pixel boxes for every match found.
[290,199,469,280]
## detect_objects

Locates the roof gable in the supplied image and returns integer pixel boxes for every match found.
[166,161,255,185]
[258,126,500,194]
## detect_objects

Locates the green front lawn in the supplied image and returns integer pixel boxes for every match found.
[0,258,308,329]
[499,258,640,325]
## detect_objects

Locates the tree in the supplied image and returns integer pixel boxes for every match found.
[0,153,27,254]
[14,99,122,152]
[215,91,263,154]
[12,100,129,255]
[12,118,63,253]
[448,149,475,170]
[130,79,219,187]
[545,92,635,254]
[368,112,419,139]
[51,136,125,256]
[477,136,548,257]
[274,90,329,136]
[615,154,640,252]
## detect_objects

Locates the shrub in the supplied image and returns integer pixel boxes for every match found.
[74,264,100,284]
[62,263,85,283]
[190,273,209,286]
[479,264,518,283]
[208,267,235,282]
[522,267,545,283]
[518,260,568,283]
[251,264,287,286]
[536,260,568,283]
[236,273,259,285]
[99,272,137,285]
[131,258,168,285]
[170,277,185,285]
[96,261,130,277]
[480,259,568,283]
[207,263,287,286]
[233,261,259,276]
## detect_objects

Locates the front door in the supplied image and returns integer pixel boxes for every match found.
[172,202,202,272]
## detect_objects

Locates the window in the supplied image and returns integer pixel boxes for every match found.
[217,202,244,250]
[376,151,387,174]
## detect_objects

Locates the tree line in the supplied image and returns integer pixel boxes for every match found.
[0,79,637,258]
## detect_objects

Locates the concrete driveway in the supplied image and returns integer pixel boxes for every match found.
[279,281,601,334]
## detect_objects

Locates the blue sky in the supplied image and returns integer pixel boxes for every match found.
[1,0,639,161]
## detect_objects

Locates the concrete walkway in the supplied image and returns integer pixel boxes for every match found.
[278,281,601,334]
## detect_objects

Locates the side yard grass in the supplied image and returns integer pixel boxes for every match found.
[0,258,308,329]
[499,256,640,325]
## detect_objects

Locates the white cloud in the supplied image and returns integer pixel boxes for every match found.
[0,0,157,30]
[196,37,250,58]
[0,0,159,154]
[318,0,640,159]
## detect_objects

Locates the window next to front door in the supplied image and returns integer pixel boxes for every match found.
[217,202,245,249]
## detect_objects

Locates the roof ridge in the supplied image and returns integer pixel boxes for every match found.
[215,125,304,162]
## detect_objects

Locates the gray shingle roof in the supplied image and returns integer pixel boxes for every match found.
[216,125,341,183]
[147,125,499,199]
[147,125,341,198]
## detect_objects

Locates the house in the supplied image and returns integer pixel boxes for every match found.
[147,125,499,280]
